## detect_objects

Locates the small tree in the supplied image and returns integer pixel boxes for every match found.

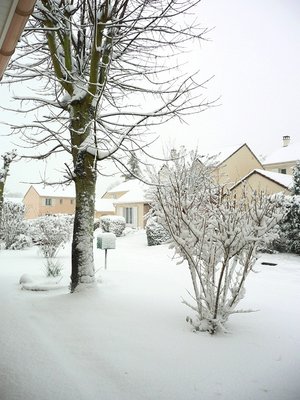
[124,153,142,180]
[150,151,282,334]
[1,201,25,249]
[0,151,17,232]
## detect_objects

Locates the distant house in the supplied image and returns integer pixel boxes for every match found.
[230,169,293,197]
[102,179,150,229]
[205,143,264,187]
[263,135,300,175]
[23,185,76,219]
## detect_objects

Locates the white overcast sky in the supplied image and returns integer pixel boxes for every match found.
[1,0,300,194]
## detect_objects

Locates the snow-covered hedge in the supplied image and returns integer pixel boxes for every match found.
[28,215,73,258]
[270,194,300,254]
[145,217,170,246]
[100,215,125,237]
[1,201,27,249]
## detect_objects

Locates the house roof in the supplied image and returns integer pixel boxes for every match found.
[0,0,36,80]
[105,179,150,205]
[231,169,293,191]
[105,179,144,194]
[28,184,76,198]
[203,143,263,168]
[263,142,300,165]
[95,198,115,213]
[113,187,150,205]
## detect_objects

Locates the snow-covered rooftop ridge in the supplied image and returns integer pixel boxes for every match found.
[31,184,76,198]
[113,187,150,204]
[105,179,146,194]
[263,141,300,164]
[254,169,293,188]
[95,198,115,213]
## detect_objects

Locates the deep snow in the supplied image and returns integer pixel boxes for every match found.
[0,231,299,400]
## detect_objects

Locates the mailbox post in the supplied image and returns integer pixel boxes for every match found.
[97,233,116,269]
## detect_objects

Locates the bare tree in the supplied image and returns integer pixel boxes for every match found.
[149,150,283,334]
[3,0,212,291]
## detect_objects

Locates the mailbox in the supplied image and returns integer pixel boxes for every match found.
[97,233,116,269]
[97,233,116,250]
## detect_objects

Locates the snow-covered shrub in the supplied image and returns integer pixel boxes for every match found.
[9,234,32,250]
[100,215,125,237]
[149,150,283,334]
[1,201,26,249]
[145,217,170,246]
[272,194,300,254]
[268,163,300,255]
[94,219,101,231]
[28,215,73,258]
[44,258,63,277]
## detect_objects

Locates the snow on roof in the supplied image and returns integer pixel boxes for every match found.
[105,179,143,194]
[31,184,75,198]
[113,187,150,205]
[95,198,115,213]
[232,169,293,190]
[254,169,293,188]
[263,142,300,164]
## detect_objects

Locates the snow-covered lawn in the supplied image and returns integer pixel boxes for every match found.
[0,231,299,400]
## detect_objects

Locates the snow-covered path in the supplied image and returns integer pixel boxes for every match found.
[0,231,300,400]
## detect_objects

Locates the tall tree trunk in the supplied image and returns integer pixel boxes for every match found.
[71,174,96,292]
[70,102,97,292]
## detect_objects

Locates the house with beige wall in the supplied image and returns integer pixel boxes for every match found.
[263,135,300,175]
[102,179,150,229]
[23,185,76,219]
[230,169,292,197]
[208,143,264,187]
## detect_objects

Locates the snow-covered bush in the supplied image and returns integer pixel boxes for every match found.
[272,194,300,254]
[9,234,32,250]
[269,163,300,255]
[1,201,26,249]
[145,217,170,246]
[44,258,63,277]
[149,150,283,334]
[28,215,73,258]
[100,215,125,237]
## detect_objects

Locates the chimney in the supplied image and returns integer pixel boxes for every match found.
[282,135,290,147]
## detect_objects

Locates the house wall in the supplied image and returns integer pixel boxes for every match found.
[38,196,75,217]
[23,186,75,219]
[115,203,146,229]
[231,173,291,197]
[23,186,40,219]
[214,145,263,186]
[263,161,295,175]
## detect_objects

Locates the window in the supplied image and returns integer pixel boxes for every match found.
[45,198,52,206]
[60,199,63,204]
[279,168,287,174]
[70,199,74,204]
[124,207,133,224]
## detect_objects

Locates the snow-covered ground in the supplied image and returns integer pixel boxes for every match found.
[0,231,299,400]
